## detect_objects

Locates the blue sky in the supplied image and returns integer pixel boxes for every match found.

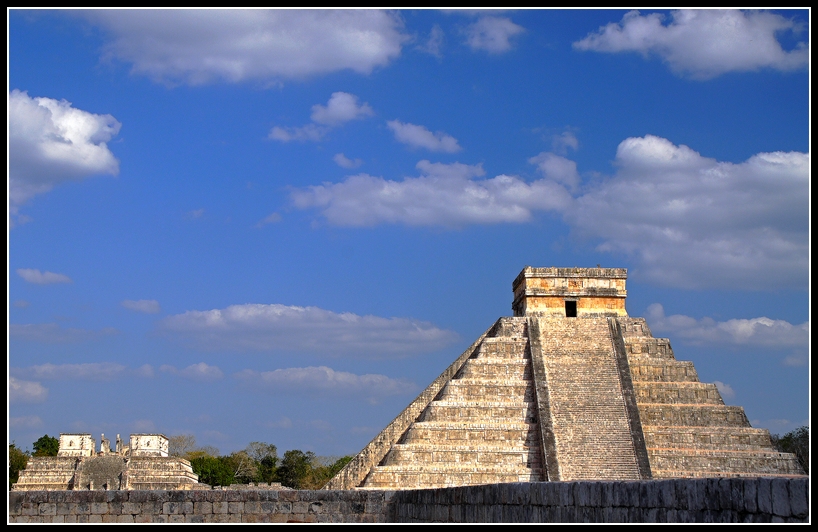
[8,9,809,458]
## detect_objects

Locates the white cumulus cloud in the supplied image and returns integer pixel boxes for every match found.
[10,377,48,404]
[82,9,408,85]
[463,16,525,54]
[17,268,73,285]
[573,9,808,79]
[567,135,808,289]
[9,90,121,222]
[122,299,161,314]
[235,366,417,403]
[310,91,374,126]
[528,152,581,191]
[160,362,225,382]
[646,304,809,348]
[270,92,373,142]
[386,120,462,153]
[293,133,807,289]
[159,303,458,358]
[292,159,572,227]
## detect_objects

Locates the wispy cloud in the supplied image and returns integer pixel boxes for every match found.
[292,159,571,227]
[386,120,461,153]
[333,153,363,169]
[10,377,48,404]
[17,268,72,285]
[463,16,525,54]
[574,9,808,79]
[418,24,445,57]
[122,299,161,314]
[255,212,282,228]
[11,362,153,381]
[159,303,458,358]
[160,362,225,382]
[10,416,44,429]
[235,366,417,404]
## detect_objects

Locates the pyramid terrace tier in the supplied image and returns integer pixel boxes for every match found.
[633,382,725,404]
[418,401,539,423]
[647,449,806,477]
[642,426,776,451]
[382,444,543,468]
[362,464,544,489]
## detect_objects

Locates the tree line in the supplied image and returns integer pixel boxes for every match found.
[166,434,353,489]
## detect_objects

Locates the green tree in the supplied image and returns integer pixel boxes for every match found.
[190,455,235,487]
[771,426,809,475]
[9,443,30,489]
[32,434,59,457]
[303,455,353,489]
[277,450,316,489]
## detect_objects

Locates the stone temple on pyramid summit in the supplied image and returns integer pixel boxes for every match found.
[325,266,805,490]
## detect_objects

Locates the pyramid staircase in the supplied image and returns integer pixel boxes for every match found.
[529,317,645,481]
[360,318,544,489]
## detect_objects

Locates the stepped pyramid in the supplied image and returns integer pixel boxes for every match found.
[325,267,805,490]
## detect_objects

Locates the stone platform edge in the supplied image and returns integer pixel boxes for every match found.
[9,477,808,523]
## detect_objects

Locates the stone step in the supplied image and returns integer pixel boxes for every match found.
[457,359,531,380]
[623,338,674,359]
[475,338,529,359]
[617,318,652,338]
[628,361,700,382]
[420,402,538,423]
[642,426,774,450]
[362,465,543,489]
[647,449,806,476]
[401,422,540,445]
[489,317,528,338]
[383,445,542,467]
[128,481,199,490]
[633,382,724,404]
[637,404,750,427]
[534,318,643,481]
[438,381,534,401]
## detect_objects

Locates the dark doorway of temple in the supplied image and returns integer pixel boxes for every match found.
[565,300,577,317]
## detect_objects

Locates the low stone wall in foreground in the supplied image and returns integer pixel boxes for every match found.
[9,477,808,523]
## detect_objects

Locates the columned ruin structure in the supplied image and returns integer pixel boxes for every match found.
[12,433,201,491]
[326,267,805,490]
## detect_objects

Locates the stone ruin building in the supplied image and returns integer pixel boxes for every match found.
[12,433,201,491]
[326,267,805,490]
